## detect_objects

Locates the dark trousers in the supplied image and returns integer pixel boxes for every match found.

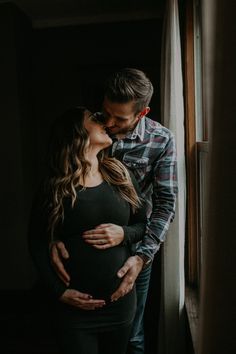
[127,265,152,354]
[58,323,132,354]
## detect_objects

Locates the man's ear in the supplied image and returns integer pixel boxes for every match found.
[138,107,150,119]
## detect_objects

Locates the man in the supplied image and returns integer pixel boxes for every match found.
[50,68,177,353]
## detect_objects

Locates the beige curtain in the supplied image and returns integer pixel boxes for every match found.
[158,0,186,353]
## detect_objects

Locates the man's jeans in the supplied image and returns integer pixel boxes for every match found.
[128,264,152,354]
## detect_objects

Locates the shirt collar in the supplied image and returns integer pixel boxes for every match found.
[125,117,146,141]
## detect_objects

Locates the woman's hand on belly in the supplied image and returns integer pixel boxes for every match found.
[60,289,106,310]
[82,223,124,249]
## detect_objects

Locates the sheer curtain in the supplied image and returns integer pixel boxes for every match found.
[158,0,186,353]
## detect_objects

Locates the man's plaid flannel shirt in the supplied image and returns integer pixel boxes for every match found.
[110,116,178,261]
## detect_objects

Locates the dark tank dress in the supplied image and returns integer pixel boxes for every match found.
[28,178,146,331]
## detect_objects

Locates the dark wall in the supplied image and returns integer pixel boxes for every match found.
[0,3,36,290]
[0,4,163,290]
[0,5,163,353]
[32,19,162,181]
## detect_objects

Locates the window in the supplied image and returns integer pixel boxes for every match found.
[183,0,208,351]
[184,0,208,290]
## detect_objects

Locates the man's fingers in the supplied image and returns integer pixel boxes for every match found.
[56,273,69,286]
[51,241,69,259]
[117,264,130,278]
[52,263,70,286]
[50,242,71,284]
[57,242,69,259]
[111,267,134,302]
[111,276,134,302]
[117,256,142,278]
[51,257,70,284]
[111,256,144,301]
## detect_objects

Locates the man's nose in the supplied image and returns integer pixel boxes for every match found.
[105,117,115,127]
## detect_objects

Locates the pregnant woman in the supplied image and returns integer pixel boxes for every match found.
[28,106,146,354]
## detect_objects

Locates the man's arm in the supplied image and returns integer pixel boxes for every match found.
[135,131,178,260]
[111,132,178,301]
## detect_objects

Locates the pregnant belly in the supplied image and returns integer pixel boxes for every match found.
[64,238,130,300]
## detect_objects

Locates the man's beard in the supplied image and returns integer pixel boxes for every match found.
[106,120,138,137]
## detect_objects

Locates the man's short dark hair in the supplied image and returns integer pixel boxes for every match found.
[104,68,154,114]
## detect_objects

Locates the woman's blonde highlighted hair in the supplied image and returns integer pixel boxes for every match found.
[44,106,141,239]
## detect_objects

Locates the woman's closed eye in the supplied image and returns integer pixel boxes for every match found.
[89,112,106,125]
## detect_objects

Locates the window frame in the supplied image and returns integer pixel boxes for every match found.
[184,0,198,287]
[183,0,209,351]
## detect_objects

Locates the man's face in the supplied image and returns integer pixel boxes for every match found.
[102,96,142,136]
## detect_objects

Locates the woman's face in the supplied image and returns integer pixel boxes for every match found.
[84,110,112,149]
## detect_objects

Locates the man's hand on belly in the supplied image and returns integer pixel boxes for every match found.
[50,241,71,286]
[82,223,124,249]
[60,289,106,310]
[110,255,144,302]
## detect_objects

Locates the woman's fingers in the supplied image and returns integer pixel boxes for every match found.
[60,289,106,310]
[82,224,124,248]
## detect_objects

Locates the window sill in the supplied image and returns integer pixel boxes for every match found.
[185,286,199,353]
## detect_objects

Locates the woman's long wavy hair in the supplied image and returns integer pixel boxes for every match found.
[44,106,141,239]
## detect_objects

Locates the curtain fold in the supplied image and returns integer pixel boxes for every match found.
[158,0,186,353]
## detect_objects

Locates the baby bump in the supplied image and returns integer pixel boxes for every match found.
[63,238,130,299]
